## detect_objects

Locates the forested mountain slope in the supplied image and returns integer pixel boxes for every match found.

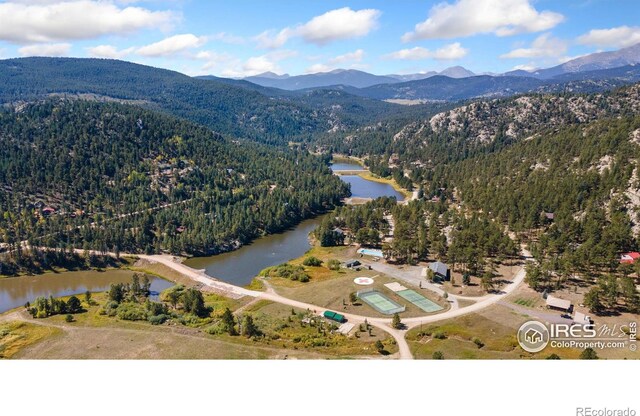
[0,99,349,257]
[444,115,640,272]
[321,84,640,166]
[0,58,328,145]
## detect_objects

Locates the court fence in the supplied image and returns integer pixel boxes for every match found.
[357,288,406,315]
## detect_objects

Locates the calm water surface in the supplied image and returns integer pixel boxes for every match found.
[340,175,405,201]
[330,162,365,171]
[183,171,404,286]
[184,215,325,286]
[0,269,173,313]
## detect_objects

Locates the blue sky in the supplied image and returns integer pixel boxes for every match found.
[0,0,639,77]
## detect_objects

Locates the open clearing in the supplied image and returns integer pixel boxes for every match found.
[266,245,449,319]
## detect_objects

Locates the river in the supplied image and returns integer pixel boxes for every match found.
[0,270,173,314]
[0,163,403,309]
[183,163,403,286]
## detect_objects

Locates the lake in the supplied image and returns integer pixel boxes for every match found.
[340,175,405,201]
[182,170,405,286]
[0,269,173,314]
[330,162,365,171]
[184,215,325,287]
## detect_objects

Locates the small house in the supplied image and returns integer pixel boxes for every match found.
[620,252,640,264]
[426,261,450,281]
[573,311,592,327]
[332,227,345,236]
[546,295,572,312]
[345,259,361,268]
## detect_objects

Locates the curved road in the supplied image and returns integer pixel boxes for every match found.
[136,250,532,360]
[25,248,531,359]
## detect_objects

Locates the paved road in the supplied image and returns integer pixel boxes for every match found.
[364,260,460,310]
[137,250,531,359]
[21,247,532,360]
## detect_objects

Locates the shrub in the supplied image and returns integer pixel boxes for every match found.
[260,263,310,282]
[148,314,169,325]
[146,301,169,317]
[65,314,74,323]
[115,303,147,321]
[433,351,445,360]
[580,347,599,360]
[204,323,226,335]
[327,259,341,271]
[433,331,446,339]
[101,300,120,317]
[473,337,485,348]
[67,296,82,313]
[302,256,323,267]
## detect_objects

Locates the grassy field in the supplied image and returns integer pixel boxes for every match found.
[236,301,398,356]
[442,261,522,297]
[0,321,62,358]
[265,246,448,318]
[2,280,397,359]
[407,303,639,359]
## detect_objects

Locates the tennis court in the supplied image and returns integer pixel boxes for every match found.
[396,289,443,313]
[357,289,405,315]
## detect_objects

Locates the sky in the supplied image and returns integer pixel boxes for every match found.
[0,0,639,77]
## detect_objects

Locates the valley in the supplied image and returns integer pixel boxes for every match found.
[1,45,640,360]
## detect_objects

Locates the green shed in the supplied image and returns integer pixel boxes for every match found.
[323,310,345,323]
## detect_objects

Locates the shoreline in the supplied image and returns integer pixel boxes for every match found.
[353,171,414,200]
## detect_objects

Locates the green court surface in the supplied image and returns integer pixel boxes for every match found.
[358,290,405,315]
[396,289,443,313]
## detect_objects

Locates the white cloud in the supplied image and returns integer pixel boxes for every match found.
[402,0,564,41]
[432,42,468,59]
[384,47,431,60]
[304,63,332,74]
[195,51,236,72]
[18,43,71,57]
[254,28,293,49]
[328,49,364,65]
[255,7,380,48]
[303,49,367,74]
[500,33,567,58]
[384,42,468,60]
[297,7,380,46]
[0,1,175,44]
[136,34,207,57]
[577,26,640,49]
[86,44,134,59]
[219,50,297,77]
[209,32,245,45]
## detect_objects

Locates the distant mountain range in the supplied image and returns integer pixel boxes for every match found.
[234,66,478,90]
[388,66,476,81]
[217,42,640,95]
[507,42,640,79]
[242,69,398,90]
